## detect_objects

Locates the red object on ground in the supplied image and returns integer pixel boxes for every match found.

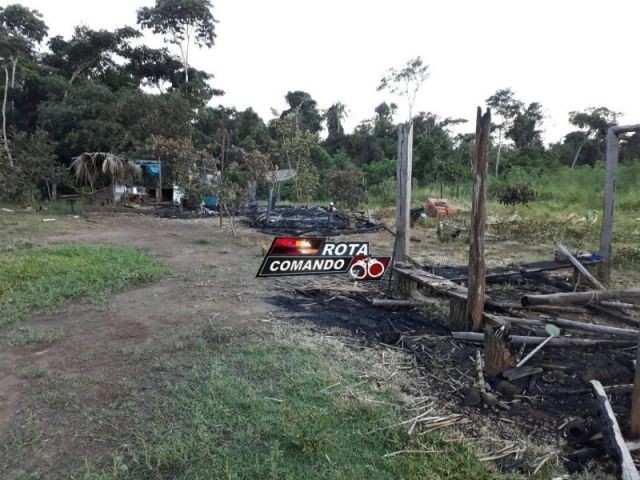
[426,198,460,217]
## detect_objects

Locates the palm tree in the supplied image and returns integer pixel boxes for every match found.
[71,152,141,203]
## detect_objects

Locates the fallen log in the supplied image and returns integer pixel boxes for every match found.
[451,331,635,347]
[522,290,640,307]
[485,313,639,339]
[588,304,640,328]
[503,304,589,314]
[555,242,606,291]
[591,380,640,480]
[601,301,640,311]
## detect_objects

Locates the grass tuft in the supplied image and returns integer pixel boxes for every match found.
[0,244,168,326]
[9,328,64,347]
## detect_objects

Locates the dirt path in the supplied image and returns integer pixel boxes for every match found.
[3,212,616,478]
[0,215,287,477]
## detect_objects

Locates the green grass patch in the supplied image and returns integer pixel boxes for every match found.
[9,327,64,346]
[193,238,212,245]
[0,244,168,326]
[89,340,498,480]
[21,367,46,380]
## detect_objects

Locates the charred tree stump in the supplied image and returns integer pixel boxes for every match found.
[449,298,468,330]
[484,324,515,377]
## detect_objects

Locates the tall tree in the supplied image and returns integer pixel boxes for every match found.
[137,0,217,83]
[0,4,48,165]
[281,91,323,134]
[485,88,522,177]
[377,56,429,121]
[45,26,139,85]
[324,102,347,151]
[122,45,183,92]
[507,102,544,151]
[567,107,619,168]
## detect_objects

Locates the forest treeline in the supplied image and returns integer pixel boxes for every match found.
[1,1,639,206]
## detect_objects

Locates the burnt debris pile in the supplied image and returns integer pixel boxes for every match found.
[248,206,385,236]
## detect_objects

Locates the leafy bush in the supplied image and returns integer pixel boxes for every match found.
[369,178,396,206]
[362,158,395,186]
[491,183,537,205]
[325,170,366,208]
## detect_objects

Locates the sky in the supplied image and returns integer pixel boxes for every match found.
[14,0,640,143]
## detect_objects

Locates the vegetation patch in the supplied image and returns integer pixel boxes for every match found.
[9,327,64,347]
[0,244,168,325]
[88,338,497,480]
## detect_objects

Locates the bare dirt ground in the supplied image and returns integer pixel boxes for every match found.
[1,214,286,476]
[0,211,626,478]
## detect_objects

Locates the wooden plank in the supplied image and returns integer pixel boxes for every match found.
[522,290,640,307]
[394,266,469,301]
[555,241,606,290]
[591,380,640,480]
[451,331,634,347]
[393,122,413,264]
[466,107,491,331]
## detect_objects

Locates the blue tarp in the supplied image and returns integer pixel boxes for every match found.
[204,195,219,208]
[142,163,161,177]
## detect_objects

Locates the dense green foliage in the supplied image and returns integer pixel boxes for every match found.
[0,243,168,325]
[1,1,639,206]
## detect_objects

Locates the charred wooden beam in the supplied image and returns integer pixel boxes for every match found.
[451,332,634,347]
[522,290,640,307]
[591,380,640,480]
[555,241,606,291]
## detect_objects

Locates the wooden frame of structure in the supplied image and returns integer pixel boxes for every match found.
[600,124,640,278]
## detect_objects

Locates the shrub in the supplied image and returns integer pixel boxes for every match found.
[491,183,537,205]
[325,170,366,208]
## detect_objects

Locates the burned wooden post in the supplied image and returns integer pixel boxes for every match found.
[393,122,413,265]
[599,124,640,281]
[451,107,491,331]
